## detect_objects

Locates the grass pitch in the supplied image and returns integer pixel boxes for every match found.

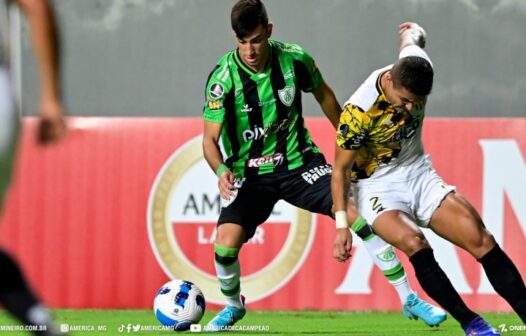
[0,310,521,335]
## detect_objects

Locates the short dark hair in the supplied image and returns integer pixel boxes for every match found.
[231,0,269,38]
[390,56,434,96]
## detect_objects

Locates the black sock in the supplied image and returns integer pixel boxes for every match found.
[479,244,526,323]
[0,249,41,324]
[410,248,478,328]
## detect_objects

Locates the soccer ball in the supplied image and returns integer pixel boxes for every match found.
[153,280,206,331]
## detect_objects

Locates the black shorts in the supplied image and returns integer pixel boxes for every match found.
[218,155,333,240]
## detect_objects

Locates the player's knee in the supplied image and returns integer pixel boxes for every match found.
[466,229,496,258]
[214,224,245,248]
[399,234,430,256]
[453,209,497,257]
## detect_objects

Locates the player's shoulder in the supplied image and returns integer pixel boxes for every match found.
[344,65,392,112]
[207,50,236,88]
[271,40,311,60]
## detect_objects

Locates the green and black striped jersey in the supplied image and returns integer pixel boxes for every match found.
[203,40,323,178]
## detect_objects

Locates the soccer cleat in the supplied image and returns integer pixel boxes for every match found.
[463,317,501,336]
[205,296,246,332]
[403,293,447,327]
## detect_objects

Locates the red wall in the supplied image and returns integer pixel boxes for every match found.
[0,117,524,312]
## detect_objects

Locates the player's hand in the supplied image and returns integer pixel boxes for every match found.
[399,22,426,48]
[218,170,236,200]
[37,96,66,145]
[333,228,353,263]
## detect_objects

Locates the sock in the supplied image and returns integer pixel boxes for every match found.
[479,244,526,323]
[0,249,53,328]
[352,217,413,304]
[214,244,243,309]
[410,248,478,328]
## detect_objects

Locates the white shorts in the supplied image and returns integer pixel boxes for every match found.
[352,163,456,227]
[0,66,20,203]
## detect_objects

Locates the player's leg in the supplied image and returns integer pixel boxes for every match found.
[429,192,526,323]
[371,210,484,331]
[346,202,446,326]
[206,179,278,332]
[281,157,445,326]
[409,167,500,334]
[0,68,59,336]
[354,177,489,333]
[0,249,58,334]
[213,224,246,310]
[347,201,412,304]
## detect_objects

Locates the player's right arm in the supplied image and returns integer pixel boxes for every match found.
[14,0,66,144]
[331,103,370,262]
[331,144,357,263]
[202,58,235,200]
[203,121,235,200]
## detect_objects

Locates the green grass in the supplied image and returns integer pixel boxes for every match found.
[0,310,521,335]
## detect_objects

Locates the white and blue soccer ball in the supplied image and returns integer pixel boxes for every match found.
[153,279,206,331]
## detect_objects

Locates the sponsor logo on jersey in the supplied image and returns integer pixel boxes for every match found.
[259,98,276,107]
[393,115,421,141]
[147,136,315,304]
[242,127,266,142]
[241,104,253,113]
[242,115,298,142]
[209,83,224,100]
[301,164,332,184]
[247,153,284,168]
[207,100,223,110]
[278,86,295,107]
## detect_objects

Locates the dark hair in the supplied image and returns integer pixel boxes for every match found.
[390,56,434,96]
[231,0,269,38]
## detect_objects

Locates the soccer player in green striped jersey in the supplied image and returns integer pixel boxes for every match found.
[202,0,445,331]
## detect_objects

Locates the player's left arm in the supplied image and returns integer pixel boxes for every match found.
[313,80,341,129]
[15,0,66,144]
[292,45,341,129]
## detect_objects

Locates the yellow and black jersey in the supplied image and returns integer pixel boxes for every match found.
[337,46,432,181]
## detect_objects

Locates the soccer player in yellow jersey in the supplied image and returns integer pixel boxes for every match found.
[332,22,526,336]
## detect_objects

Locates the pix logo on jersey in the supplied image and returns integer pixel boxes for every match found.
[147,136,316,304]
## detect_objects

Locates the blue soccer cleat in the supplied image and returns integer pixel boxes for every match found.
[464,317,501,336]
[403,293,447,327]
[205,296,246,332]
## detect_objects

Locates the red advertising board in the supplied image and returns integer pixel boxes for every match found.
[0,117,524,312]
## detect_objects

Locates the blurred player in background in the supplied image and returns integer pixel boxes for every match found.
[331,21,526,336]
[202,0,445,331]
[0,0,66,334]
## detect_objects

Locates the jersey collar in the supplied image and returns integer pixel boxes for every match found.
[233,43,273,79]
